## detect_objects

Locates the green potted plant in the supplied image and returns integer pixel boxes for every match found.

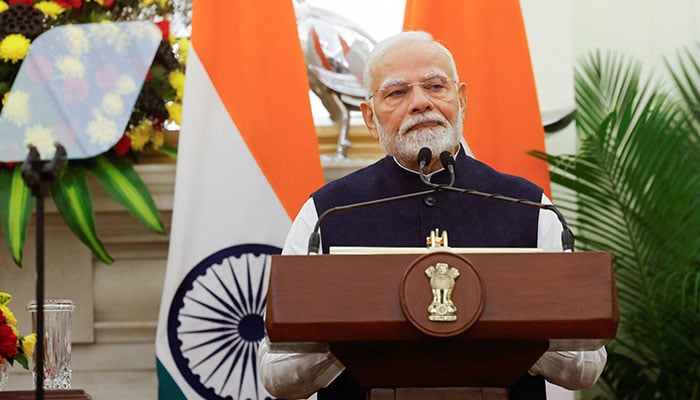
[532,50,700,399]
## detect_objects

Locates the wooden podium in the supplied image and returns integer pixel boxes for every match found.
[265,251,619,399]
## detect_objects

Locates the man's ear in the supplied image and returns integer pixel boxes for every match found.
[458,82,468,113]
[360,102,380,139]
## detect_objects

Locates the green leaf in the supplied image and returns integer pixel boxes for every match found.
[533,50,700,399]
[88,153,165,234]
[13,353,29,370]
[0,165,36,267]
[157,144,178,159]
[50,163,113,265]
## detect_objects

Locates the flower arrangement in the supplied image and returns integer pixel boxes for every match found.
[0,0,188,266]
[0,292,36,369]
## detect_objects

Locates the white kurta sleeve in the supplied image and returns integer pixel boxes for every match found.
[528,347,607,390]
[282,197,320,255]
[259,197,346,398]
[537,193,564,252]
[258,337,345,399]
[533,194,608,389]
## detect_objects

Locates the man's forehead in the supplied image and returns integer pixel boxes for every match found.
[371,42,453,84]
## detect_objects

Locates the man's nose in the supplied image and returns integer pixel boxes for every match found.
[408,84,434,113]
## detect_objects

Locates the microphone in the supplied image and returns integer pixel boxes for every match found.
[438,184,575,252]
[439,151,455,187]
[437,150,573,251]
[306,187,439,254]
[306,148,575,253]
[307,147,448,254]
[417,147,435,187]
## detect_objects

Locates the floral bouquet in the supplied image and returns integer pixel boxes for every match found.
[0,292,36,369]
[0,0,188,267]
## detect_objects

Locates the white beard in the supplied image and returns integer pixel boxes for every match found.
[375,109,463,164]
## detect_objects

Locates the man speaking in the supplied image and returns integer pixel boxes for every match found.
[259,31,607,400]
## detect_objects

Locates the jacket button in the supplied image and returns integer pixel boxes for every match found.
[423,196,436,206]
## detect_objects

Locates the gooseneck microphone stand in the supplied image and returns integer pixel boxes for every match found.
[21,143,67,400]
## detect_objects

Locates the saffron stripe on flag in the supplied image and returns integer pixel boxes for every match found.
[404,0,551,195]
[192,2,323,217]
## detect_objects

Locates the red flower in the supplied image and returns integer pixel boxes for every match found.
[8,0,34,5]
[102,0,114,8]
[95,64,118,89]
[0,324,18,359]
[113,134,131,156]
[53,0,82,9]
[155,20,169,40]
[62,77,90,102]
[26,55,54,83]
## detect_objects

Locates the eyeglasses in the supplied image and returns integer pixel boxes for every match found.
[369,77,456,107]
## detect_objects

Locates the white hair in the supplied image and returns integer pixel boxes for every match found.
[363,31,459,99]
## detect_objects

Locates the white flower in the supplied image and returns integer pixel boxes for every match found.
[24,125,55,157]
[86,109,120,148]
[115,75,137,95]
[56,56,85,78]
[2,90,30,126]
[101,92,124,116]
[64,25,89,56]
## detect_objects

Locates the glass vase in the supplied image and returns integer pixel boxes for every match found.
[0,357,7,390]
[27,299,75,390]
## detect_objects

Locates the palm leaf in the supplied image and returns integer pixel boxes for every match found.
[0,165,36,267]
[50,162,113,265]
[532,50,700,399]
[87,153,165,234]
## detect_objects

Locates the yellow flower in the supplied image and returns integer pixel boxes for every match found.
[56,56,85,77]
[168,70,186,100]
[24,125,56,157]
[151,128,164,149]
[141,0,168,8]
[0,1,9,13]
[127,119,153,151]
[174,38,189,65]
[20,334,37,357]
[0,34,31,64]
[0,292,11,306]
[34,1,67,19]
[166,101,182,125]
[2,90,31,126]
[0,304,17,325]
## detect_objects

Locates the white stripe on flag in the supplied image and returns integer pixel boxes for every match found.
[155,46,291,400]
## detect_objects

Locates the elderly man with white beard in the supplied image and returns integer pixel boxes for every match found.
[258,30,607,400]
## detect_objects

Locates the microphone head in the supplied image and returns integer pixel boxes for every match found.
[417,147,432,166]
[439,151,455,168]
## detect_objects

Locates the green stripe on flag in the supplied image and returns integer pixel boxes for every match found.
[156,358,187,400]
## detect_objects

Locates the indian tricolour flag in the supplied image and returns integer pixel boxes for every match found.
[155,1,324,399]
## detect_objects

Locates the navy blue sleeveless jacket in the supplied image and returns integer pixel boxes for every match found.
[312,147,547,399]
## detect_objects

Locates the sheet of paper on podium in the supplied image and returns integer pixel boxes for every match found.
[330,246,543,254]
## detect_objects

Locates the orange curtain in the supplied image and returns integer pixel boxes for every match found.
[404,0,551,195]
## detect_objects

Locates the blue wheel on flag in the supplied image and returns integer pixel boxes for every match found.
[167,244,280,400]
